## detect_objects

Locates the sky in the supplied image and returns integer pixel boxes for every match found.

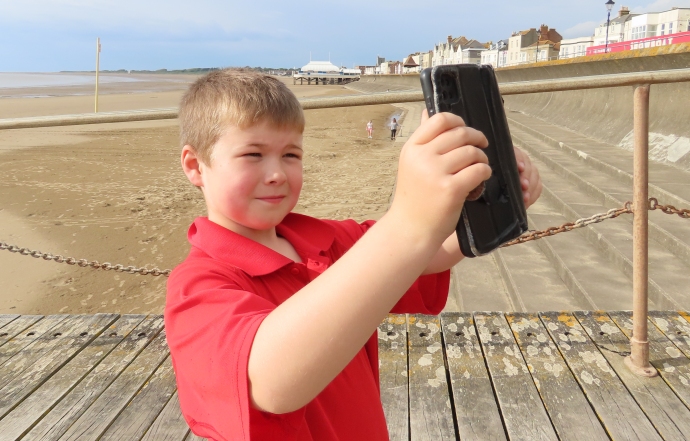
[1,0,689,72]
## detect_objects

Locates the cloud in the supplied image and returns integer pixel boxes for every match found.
[561,21,599,39]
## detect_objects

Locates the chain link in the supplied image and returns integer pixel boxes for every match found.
[502,197,688,247]
[0,242,171,277]
[1,198,687,276]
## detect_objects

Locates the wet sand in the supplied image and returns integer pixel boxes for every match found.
[0,75,414,314]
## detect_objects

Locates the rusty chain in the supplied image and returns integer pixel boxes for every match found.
[0,242,171,277]
[1,198,687,277]
[502,197,688,247]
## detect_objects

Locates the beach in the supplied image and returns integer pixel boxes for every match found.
[0,73,415,314]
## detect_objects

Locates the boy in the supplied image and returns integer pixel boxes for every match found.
[165,69,541,440]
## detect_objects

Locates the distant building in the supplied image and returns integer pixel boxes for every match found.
[481,39,509,68]
[299,60,340,73]
[403,53,421,73]
[559,36,594,59]
[379,60,402,74]
[522,25,563,62]
[589,6,690,55]
[507,28,538,66]
[419,51,433,70]
[355,65,377,75]
[433,35,486,66]
[593,6,636,48]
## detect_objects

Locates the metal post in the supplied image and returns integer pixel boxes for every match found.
[624,84,657,377]
[605,12,611,53]
[95,38,101,113]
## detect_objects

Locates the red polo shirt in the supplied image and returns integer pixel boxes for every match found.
[165,213,449,441]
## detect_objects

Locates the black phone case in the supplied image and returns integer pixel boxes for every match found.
[419,64,527,257]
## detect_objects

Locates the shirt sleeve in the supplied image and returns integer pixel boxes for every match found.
[165,260,306,441]
[326,219,451,315]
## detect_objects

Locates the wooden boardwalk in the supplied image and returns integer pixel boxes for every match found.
[1,312,689,440]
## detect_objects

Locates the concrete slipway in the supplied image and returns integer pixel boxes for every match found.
[347,45,690,312]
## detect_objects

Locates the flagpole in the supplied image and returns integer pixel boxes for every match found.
[95,37,101,113]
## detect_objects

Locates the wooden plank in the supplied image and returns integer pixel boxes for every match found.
[140,391,191,441]
[378,314,408,441]
[648,310,690,358]
[0,315,19,329]
[474,312,557,441]
[0,315,145,440]
[100,356,178,440]
[540,311,662,441]
[407,314,456,441]
[575,310,690,441]
[608,311,690,409]
[185,433,207,441]
[0,315,68,368]
[58,326,171,441]
[507,312,608,441]
[0,315,43,349]
[0,314,118,400]
[440,312,507,441]
[22,315,165,441]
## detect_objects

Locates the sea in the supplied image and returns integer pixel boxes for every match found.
[0,72,142,91]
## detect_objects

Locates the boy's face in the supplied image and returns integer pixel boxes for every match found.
[198,120,303,236]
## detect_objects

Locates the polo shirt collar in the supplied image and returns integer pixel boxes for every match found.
[188,213,335,276]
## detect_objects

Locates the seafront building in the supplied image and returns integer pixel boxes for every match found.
[506,28,538,66]
[365,6,690,74]
[292,60,360,84]
[481,40,509,68]
[559,36,595,59]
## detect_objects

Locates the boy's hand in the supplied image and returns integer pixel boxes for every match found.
[514,146,542,208]
[389,111,491,244]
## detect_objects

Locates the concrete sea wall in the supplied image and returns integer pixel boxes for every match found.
[365,44,690,170]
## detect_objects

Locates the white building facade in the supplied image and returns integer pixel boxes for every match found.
[559,36,594,59]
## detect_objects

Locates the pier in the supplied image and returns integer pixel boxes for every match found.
[1,311,689,440]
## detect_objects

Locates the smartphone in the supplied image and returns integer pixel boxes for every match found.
[419,64,528,257]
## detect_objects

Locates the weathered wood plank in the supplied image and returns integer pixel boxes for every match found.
[575,310,690,441]
[0,315,43,349]
[100,355,178,440]
[185,433,207,441]
[407,314,456,441]
[0,315,145,440]
[378,314,408,441]
[0,315,19,329]
[608,311,690,409]
[648,311,690,358]
[0,315,67,368]
[22,315,165,441]
[540,311,662,441]
[507,312,608,441]
[0,314,118,403]
[58,327,171,441]
[440,312,507,441]
[474,312,557,441]
[140,391,191,441]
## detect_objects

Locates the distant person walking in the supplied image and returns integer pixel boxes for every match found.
[389,118,398,140]
[366,120,373,138]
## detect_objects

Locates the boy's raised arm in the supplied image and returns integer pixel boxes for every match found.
[247,113,492,414]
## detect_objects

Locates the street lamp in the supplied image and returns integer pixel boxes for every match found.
[535,29,540,63]
[605,0,615,53]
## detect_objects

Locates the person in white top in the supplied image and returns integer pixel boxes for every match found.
[366,120,373,138]
[389,118,398,140]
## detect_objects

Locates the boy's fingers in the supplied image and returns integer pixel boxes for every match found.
[450,163,493,195]
[429,126,489,155]
[420,109,429,124]
[440,145,489,175]
[409,112,466,145]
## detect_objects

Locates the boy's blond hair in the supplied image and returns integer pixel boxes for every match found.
[179,68,305,165]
